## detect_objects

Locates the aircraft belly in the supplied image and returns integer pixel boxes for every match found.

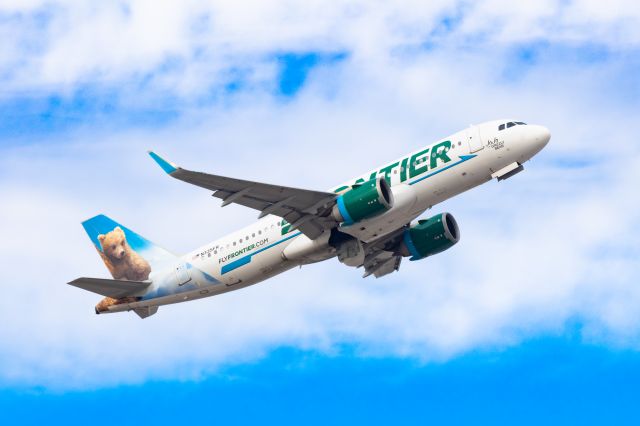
[106,264,284,313]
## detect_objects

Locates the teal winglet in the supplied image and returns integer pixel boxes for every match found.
[148,151,178,174]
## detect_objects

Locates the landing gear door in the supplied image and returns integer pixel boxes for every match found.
[466,126,483,153]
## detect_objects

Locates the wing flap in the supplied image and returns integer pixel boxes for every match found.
[362,251,402,278]
[68,277,151,298]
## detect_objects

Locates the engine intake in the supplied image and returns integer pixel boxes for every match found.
[400,213,460,260]
[332,177,394,225]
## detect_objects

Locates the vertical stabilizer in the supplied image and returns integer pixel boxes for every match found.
[82,214,177,281]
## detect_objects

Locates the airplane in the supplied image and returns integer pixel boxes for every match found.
[69,119,550,318]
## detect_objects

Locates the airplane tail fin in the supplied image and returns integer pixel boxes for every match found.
[81,214,177,281]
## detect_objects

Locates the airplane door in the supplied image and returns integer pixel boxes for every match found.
[175,263,191,286]
[466,126,484,153]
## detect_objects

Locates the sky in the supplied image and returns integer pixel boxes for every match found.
[0,0,639,424]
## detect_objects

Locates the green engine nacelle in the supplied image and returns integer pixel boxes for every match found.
[332,177,394,225]
[400,213,460,260]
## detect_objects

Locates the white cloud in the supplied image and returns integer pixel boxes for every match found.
[0,0,639,390]
[1,0,639,94]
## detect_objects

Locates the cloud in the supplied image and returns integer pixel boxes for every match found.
[1,1,639,95]
[0,1,639,390]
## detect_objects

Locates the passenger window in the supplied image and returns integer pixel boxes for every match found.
[252,233,255,237]
[258,230,262,235]
[498,124,505,131]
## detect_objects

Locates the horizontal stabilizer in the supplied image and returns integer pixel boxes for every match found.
[68,277,151,298]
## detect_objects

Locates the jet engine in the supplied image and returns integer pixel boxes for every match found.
[332,177,394,225]
[399,213,460,260]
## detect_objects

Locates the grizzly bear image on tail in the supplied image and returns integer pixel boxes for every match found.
[98,226,151,281]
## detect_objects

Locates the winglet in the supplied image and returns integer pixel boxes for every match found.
[148,151,179,174]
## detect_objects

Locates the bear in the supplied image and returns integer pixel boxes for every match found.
[97,226,151,281]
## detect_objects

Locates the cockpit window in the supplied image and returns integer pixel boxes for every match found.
[499,121,527,131]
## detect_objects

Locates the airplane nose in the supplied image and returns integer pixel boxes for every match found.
[533,125,551,148]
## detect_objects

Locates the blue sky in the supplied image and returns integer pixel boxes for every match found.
[3,338,640,425]
[1,1,640,424]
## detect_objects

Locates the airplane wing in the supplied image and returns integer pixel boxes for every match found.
[68,277,151,298]
[149,151,337,239]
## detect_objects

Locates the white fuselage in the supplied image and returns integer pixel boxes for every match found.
[108,119,550,313]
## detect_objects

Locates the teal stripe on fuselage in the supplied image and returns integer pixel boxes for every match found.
[220,231,302,275]
[408,155,476,186]
[220,256,251,275]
